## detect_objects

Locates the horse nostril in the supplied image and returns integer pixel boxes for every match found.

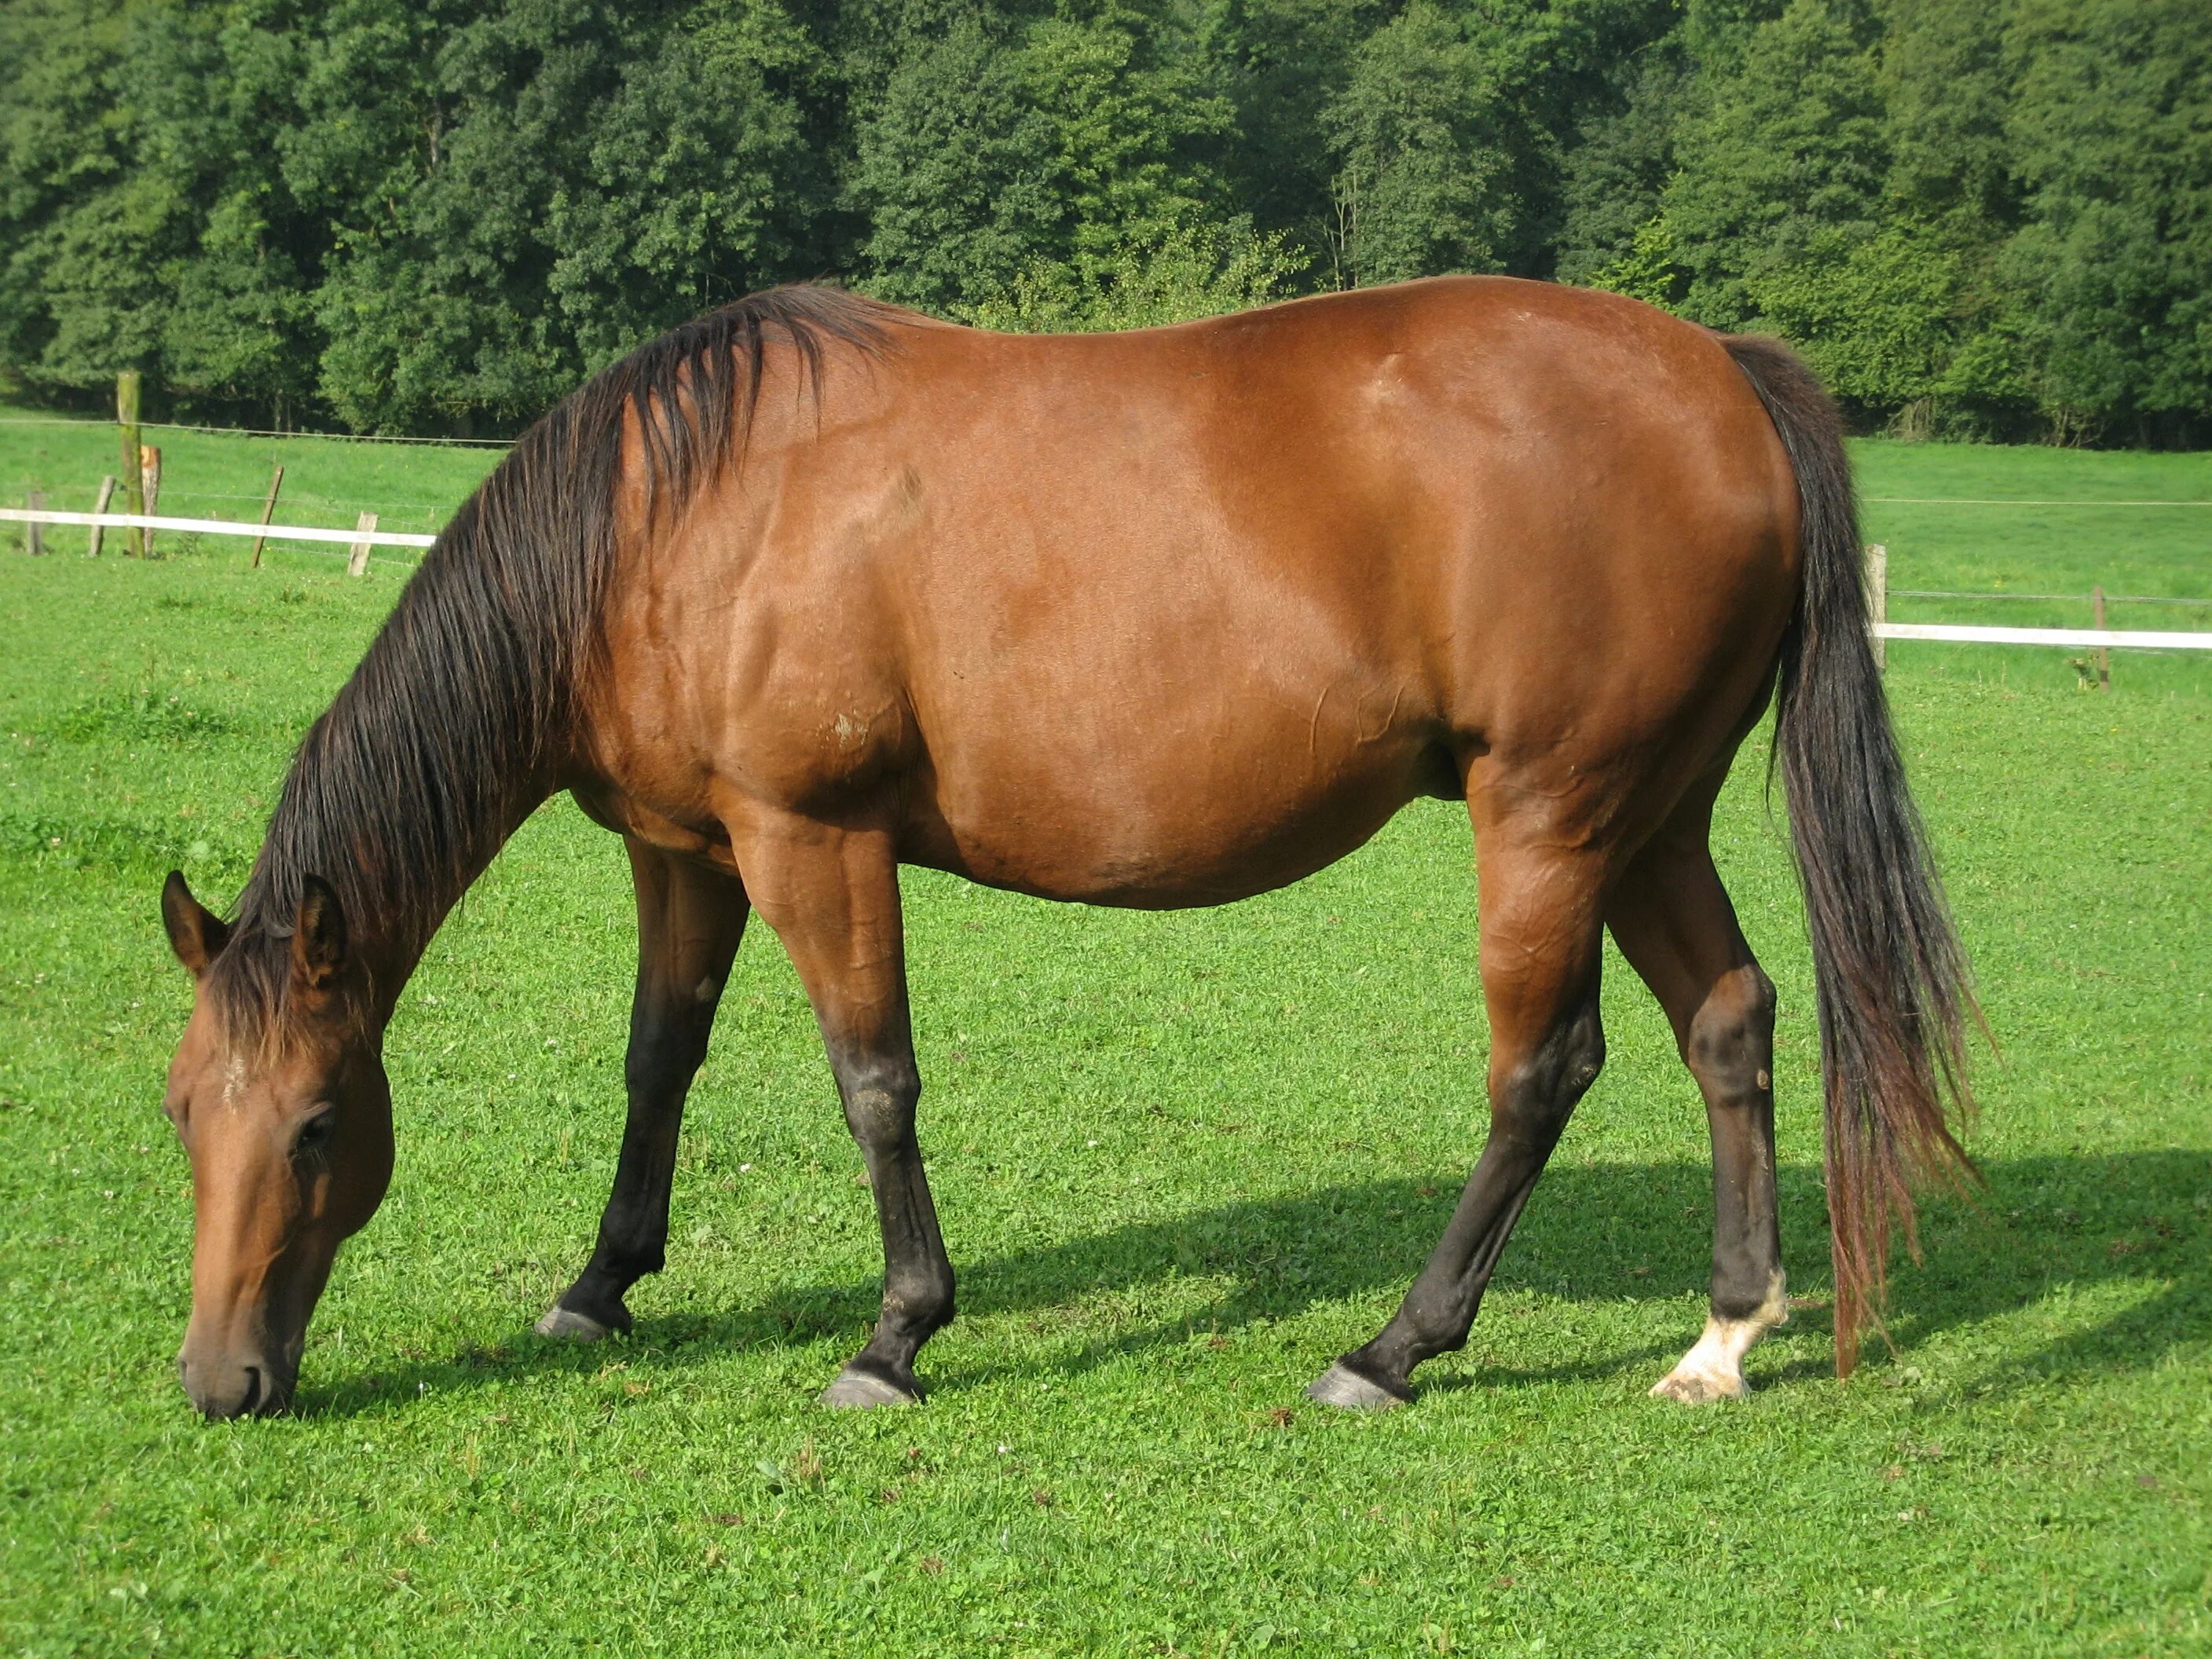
[238,1365,263,1415]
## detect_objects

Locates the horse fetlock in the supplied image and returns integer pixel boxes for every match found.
[1650,1282,1785,1404]
[881,1280,955,1337]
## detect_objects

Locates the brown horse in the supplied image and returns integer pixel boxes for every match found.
[158,278,1973,1419]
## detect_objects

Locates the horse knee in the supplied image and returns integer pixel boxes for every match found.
[1684,965,1775,1100]
[839,1067,921,1152]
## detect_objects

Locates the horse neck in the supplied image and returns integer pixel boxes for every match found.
[236,627,577,1026]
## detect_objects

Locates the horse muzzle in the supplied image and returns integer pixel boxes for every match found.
[178,1341,297,1419]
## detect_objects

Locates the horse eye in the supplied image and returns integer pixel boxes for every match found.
[294,1109,338,1155]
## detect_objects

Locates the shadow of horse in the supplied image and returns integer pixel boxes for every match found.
[300,1148,2210,1416]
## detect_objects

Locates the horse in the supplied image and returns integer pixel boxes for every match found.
[157,277,1974,1419]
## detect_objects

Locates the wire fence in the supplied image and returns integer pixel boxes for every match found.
[3,434,2209,653]
[5,504,2209,659]
[1865,496,2212,507]
[0,416,512,448]
[1891,588,2212,606]
[2,478,457,536]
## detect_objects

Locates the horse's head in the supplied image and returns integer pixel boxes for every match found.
[159,870,392,1418]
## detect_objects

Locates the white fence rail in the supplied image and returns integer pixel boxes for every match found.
[5,508,2211,653]
[1875,622,2212,650]
[0,507,435,548]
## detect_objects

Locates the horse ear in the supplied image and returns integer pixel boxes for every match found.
[161,871,229,978]
[291,875,348,992]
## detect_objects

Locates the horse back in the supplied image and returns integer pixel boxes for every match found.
[588,278,1799,902]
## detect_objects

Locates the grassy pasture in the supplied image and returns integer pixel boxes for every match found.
[0,419,2207,1655]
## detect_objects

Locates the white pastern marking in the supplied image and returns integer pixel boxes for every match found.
[1650,1273,1787,1404]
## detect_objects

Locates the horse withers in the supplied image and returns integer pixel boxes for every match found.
[157,278,1973,1418]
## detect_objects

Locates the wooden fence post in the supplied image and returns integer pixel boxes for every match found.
[250,463,284,568]
[25,491,44,556]
[87,475,115,556]
[116,370,143,557]
[346,511,377,577]
[139,445,162,558]
[1866,543,1888,670]
[2093,584,2110,690]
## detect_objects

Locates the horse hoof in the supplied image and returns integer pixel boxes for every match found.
[1648,1367,1748,1405]
[1305,1361,1407,1412]
[819,1366,922,1409]
[534,1306,612,1342]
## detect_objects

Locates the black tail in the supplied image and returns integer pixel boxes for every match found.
[1720,334,1979,1377]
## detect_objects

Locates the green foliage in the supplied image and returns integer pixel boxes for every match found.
[959,219,1305,331]
[1553,44,1690,289]
[2000,0,2212,443]
[1321,2,1507,286]
[853,0,1240,316]
[0,0,2207,441]
[1586,211,1684,308]
[848,12,1067,313]
[1665,0,1890,332]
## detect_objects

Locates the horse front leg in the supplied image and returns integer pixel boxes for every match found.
[537,837,749,1340]
[727,809,953,1407]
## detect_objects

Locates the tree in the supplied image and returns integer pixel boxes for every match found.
[2001,0,2212,443]
[848,10,1068,313]
[2,0,2207,439]
[1322,2,1507,285]
[1664,0,1890,332]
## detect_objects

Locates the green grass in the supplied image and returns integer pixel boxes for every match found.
[0,432,2207,1655]
[1855,441,2212,693]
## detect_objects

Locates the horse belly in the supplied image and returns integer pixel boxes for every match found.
[901,688,1448,907]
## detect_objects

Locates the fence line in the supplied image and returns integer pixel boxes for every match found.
[1864,496,2212,507]
[2,412,2206,485]
[1873,623,2212,651]
[5,508,2212,650]
[1889,588,2212,606]
[0,507,434,548]
[0,416,511,448]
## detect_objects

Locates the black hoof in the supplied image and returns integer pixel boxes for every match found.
[534,1306,614,1342]
[1306,1360,1410,1411]
[819,1363,923,1408]
[535,1287,632,1342]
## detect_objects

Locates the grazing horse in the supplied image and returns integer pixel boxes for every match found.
[158,278,1973,1419]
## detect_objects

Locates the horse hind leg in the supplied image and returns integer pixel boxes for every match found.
[539,839,749,1340]
[725,810,954,1408]
[1606,822,1788,1404]
[1309,816,1610,1408]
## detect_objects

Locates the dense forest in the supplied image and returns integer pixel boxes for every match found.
[1,0,2206,443]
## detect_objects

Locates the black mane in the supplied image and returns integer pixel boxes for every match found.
[208,284,895,1034]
